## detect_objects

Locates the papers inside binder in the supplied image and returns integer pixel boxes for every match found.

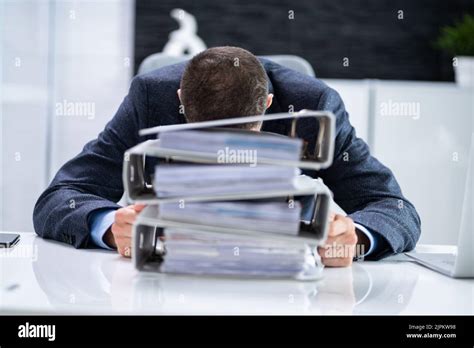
[155,228,323,280]
[158,201,302,235]
[157,128,303,162]
[154,165,301,198]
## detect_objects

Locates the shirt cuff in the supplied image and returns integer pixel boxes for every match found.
[354,223,377,258]
[89,209,117,250]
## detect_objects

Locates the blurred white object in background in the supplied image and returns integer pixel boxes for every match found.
[454,56,474,87]
[162,8,206,57]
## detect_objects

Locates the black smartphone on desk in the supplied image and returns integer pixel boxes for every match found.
[0,233,20,248]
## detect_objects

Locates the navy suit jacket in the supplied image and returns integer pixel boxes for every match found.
[33,59,421,259]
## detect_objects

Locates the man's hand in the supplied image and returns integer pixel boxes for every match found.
[104,204,145,257]
[318,213,358,267]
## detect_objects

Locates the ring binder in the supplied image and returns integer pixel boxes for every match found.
[133,215,326,280]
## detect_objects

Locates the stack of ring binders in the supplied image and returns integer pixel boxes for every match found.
[122,110,336,280]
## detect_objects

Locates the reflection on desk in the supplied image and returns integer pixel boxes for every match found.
[0,232,472,314]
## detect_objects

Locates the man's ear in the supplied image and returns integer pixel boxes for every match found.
[266,93,274,109]
[177,89,182,102]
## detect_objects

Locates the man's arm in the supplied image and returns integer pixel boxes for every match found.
[316,87,421,260]
[33,76,149,248]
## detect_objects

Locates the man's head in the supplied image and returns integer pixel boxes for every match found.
[178,46,273,130]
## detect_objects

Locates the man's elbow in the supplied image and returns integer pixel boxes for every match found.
[405,204,422,252]
[32,189,54,238]
[32,197,45,238]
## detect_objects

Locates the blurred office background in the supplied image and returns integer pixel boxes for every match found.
[1,0,473,245]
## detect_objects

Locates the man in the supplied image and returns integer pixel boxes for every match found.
[33,46,421,267]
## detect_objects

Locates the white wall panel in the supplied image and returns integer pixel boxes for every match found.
[1,0,134,232]
[49,0,134,177]
[323,79,370,145]
[372,81,473,245]
[1,1,50,231]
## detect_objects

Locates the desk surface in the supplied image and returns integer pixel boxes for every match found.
[1,232,473,315]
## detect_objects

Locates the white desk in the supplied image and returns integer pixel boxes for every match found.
[1,232,473,315]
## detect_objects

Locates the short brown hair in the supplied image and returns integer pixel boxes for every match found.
[180,46,268,129]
